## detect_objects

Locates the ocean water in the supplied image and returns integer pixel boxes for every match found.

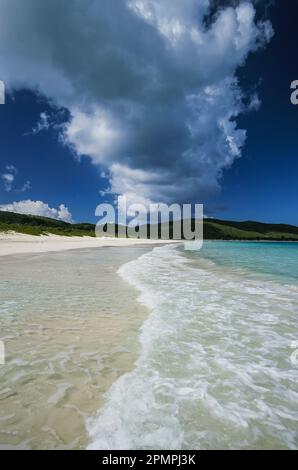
[87,241,298,450]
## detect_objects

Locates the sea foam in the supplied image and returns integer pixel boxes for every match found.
[87,244,298,450]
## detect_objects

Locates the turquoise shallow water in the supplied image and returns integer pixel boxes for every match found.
[194,241,298,283]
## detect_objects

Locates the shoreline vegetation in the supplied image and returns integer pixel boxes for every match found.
[1,210,298,242]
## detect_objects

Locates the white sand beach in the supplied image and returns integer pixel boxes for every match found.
[0,232,179,257]
[0,244,153,449]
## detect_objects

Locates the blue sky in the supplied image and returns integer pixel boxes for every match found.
[0,0,297,225]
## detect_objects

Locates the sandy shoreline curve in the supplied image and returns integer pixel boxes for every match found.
[0,232,180,257]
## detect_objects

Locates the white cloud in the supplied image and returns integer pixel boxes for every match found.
[16,181,32,193]
[1,173,15,192]
[0,0,273,206]
[62,109,125,165]
[1,165,31,193]
[5,164,17,172]
[0,200,73,223]
[31,112,50,135]
[1,165,17,192]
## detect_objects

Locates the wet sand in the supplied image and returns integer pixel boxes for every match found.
[0,246,152,449]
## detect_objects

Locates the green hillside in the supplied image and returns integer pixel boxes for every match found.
[0,211,96,236]
[132,219,298,241]
[1,210,298,241]
[204,219,298,241]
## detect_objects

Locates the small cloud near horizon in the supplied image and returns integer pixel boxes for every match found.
[0,200,73,223]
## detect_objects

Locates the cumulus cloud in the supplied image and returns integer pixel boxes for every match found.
[0,0,273,205]
[62,109,126,164]
[0,200,73,223]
